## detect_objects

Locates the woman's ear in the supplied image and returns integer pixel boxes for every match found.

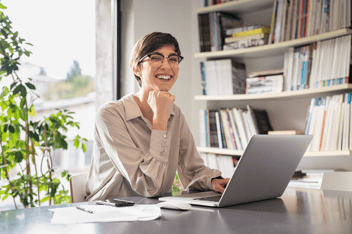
[133,66,142,78]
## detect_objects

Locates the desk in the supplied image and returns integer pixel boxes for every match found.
[1,187,352,234]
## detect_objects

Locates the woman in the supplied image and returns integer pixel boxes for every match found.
[86,32,229,201]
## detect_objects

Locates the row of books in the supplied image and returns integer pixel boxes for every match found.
[203,0,238,7]
[198,12,242,52]
[223,26,270,51]
[200,59,247,95]
[269,0,352,44]
[305,93,352,152]
[199,107,273,151]
[283,35,352,91]
[199,153,237,178]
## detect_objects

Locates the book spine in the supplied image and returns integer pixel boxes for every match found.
[200,62,207,95]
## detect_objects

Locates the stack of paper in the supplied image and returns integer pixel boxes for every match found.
[49,205,161,224]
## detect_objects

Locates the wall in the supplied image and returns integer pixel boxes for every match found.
[95,0,114,109]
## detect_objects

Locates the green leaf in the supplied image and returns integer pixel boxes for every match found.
[73,139,79,148]
[20,97,26,108]
[14,151,23,163]
[8,125,14,133]
[82,143,87,153]
[0,86,9,98]
[25,82,36,90]
[25,42,33,46]
[13,84,21,95]
[40,196,50,203]
[0,3,7,9]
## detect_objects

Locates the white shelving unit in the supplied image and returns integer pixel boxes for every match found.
[194,0,352,166]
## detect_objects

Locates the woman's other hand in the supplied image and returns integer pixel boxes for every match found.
[148,90,175,131]
[211,178,230,193]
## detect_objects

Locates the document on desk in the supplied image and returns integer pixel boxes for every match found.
[49,205,161,224]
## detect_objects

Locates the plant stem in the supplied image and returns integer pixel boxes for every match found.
[0,137,17,209]
[43,125,53,206]
[31,138,40,206]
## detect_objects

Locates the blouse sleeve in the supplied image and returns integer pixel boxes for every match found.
[177,113,222,191]
[95,106,171,197]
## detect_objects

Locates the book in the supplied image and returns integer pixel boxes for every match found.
[231,27,270,38]
[208,110,219,148]
[251,109,274,134]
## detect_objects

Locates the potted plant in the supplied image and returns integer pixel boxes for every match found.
[0,6,87,208]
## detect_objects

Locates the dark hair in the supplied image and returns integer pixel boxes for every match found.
[129,32,181,87]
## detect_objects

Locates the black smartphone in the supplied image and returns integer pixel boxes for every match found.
[112,198,135,207]
[96,199,134,207]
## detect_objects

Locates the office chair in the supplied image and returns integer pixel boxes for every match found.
[69,173,88,203]
[321,172,352,191]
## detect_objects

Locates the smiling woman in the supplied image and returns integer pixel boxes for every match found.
[85,32,230,201]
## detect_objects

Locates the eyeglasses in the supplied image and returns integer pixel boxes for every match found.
[138,53,184,68]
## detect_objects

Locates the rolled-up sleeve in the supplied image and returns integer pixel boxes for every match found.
[95,107,171,197]
[177,114,222,191]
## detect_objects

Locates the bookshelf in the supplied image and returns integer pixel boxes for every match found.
[194,0,352,170]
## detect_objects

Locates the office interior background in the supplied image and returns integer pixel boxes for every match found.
[1,0,352,210]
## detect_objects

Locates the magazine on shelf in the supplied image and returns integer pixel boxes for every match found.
[246,75,284,94]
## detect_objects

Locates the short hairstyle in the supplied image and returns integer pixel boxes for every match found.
[129,32,181,87]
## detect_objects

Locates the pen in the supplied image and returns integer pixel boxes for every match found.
[76,206,93,214]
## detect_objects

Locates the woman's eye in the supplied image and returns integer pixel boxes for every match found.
[169,57,178,62]
[151,56,162,61]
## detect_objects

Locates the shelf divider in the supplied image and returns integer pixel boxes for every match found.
[195,84,352,101]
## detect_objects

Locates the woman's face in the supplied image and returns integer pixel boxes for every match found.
[135,45,180,92]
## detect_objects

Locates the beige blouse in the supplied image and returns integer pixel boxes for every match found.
[85,94,221,201]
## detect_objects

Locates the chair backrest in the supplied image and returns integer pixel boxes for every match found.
[321,172,352,191]
[70,173,88,203]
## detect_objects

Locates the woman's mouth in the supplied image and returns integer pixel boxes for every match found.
[156,75,171,80]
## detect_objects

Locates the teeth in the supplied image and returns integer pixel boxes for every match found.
[156,75,171,80]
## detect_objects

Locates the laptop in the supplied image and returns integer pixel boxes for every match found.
[159,135,313,207]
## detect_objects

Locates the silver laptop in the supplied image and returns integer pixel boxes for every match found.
[159,135,313,207]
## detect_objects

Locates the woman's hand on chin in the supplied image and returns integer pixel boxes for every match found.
[148,90,175,131]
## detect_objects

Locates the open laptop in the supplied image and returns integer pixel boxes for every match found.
[159,135,313,207]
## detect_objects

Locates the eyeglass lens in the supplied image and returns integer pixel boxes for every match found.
[149,54,181,67]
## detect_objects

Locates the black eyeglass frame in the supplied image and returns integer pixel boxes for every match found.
[138,52,184,65]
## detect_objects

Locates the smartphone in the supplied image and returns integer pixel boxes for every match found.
[96,199,135,207]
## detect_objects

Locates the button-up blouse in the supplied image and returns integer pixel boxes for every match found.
[85,94,221,201]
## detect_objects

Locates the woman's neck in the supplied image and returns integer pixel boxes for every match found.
[133,89,154,122]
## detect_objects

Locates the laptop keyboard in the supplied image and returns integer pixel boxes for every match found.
[194,196,221,202]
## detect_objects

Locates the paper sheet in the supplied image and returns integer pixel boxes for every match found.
[49,205,161,224]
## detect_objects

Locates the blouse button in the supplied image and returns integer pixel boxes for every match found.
[160,152,163,156]
[162,143,165,147]
[163,134,167,138]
